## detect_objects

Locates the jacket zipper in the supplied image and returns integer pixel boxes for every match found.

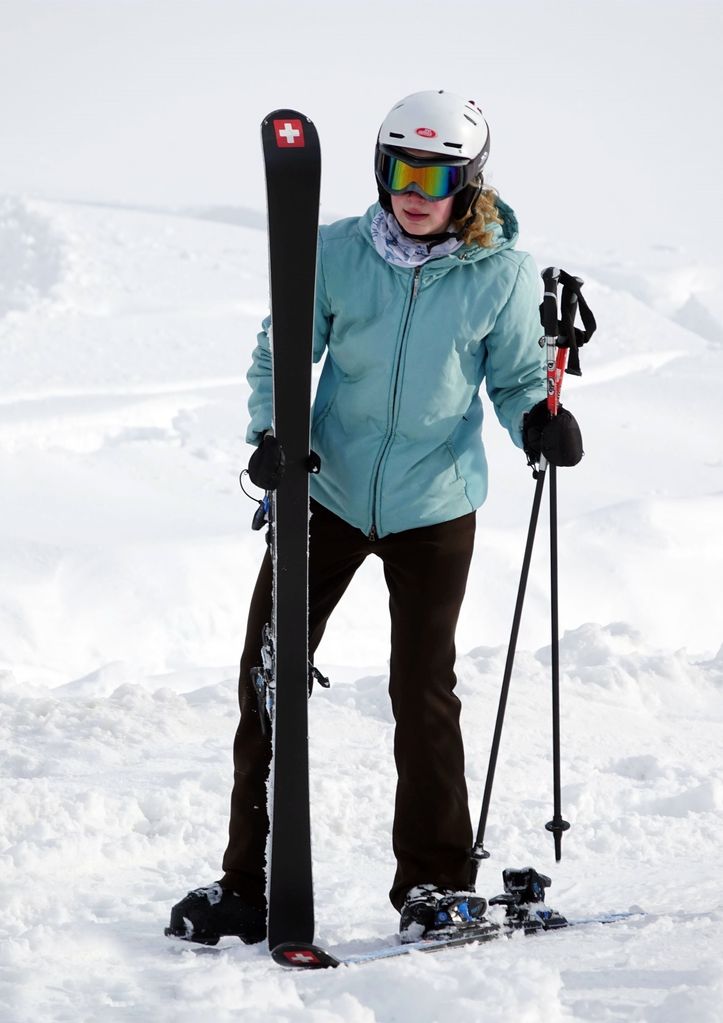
[368,267,421,540]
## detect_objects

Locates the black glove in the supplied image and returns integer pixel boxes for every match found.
[523,400,583,467]
[248,434,286,490]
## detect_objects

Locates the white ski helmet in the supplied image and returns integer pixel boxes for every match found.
[375,90,490,219]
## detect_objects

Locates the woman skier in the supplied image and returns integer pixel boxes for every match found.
[166,89,582,946]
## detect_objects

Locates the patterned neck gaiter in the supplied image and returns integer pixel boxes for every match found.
[370,209,462,268]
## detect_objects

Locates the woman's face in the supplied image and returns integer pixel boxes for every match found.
[389,147,455,235]
[390,192,455,236]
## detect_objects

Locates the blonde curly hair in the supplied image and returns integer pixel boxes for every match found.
[453,187,502,249]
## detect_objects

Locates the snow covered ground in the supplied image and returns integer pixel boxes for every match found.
[2,189,722,1023]
[2,2,723,1020]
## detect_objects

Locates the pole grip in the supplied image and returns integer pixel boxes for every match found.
[541,268,563,416]
[540,266,560,338]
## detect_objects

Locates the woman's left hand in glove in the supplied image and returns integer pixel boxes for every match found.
[523,400,583,467]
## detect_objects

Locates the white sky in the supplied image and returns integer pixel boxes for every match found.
[0,0,721,258]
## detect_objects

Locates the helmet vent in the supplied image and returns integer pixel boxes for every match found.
[464,113,478,125]
[389,131,405,139]
[442,141,463,150]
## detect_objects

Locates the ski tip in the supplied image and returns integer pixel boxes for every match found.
[271,941,341,970]
[261,110,320,159]
[263,108,312,124]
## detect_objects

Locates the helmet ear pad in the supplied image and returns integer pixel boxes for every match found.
[377,181,393,213]
[451,178,482,221]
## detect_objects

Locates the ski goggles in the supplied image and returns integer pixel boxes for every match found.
[375,150,471,202]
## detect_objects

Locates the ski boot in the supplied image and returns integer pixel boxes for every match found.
[399,884,488,943]
[165,882,266,946]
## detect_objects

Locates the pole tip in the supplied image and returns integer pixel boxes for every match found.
[545,818,570,862]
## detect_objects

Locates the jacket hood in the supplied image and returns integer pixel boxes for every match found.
[358,196,520,266]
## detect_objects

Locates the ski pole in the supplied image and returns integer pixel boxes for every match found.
[541,270,596,859]
[469,267,596,887]
[468,267,562,888]
[541,268,571,863]
[534,269,597,861]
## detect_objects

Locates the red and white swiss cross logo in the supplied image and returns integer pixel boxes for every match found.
[274,119,305,147]
[284,949,320,964]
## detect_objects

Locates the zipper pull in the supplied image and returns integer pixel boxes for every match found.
[368,525,378,542]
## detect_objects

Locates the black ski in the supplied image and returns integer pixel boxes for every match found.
[270,867,636,969]
[261,109,321,950]
[271,910,638,970]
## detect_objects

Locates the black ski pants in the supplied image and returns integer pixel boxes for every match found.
[221,499,476,912]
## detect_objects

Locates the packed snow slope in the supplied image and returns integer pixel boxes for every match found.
[1,195,722,1023]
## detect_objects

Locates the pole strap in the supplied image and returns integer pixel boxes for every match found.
[540,268,597,378]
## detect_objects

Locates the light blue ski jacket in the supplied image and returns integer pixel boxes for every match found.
[247,200,546,538]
